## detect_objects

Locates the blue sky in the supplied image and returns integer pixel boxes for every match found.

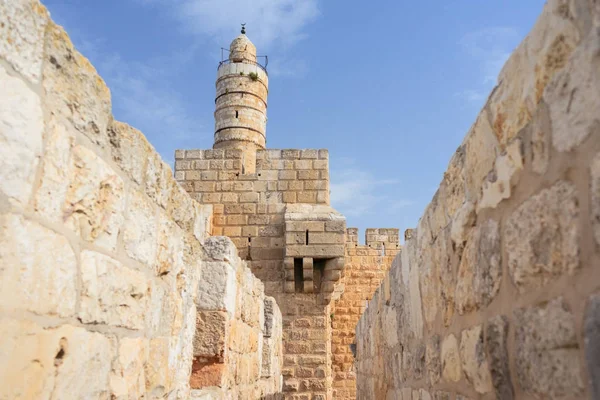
[44,0,545,242]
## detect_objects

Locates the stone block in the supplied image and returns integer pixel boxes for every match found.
[0,65,43,207]
[145,151,172,209]
[0,214,76,317]
[79,251,149,330]
[0,0,49,84]
[545,28,600,152]
[459,325,492,393]
[33,119,74,220]
[43,22,112,148]
[194,311,227,359]
[585,294,600,400]
[196,261,237,314]
[426,335,441,385]
[156,212,184,277]
[591,153,600,246]
[485,315,514,400]
[145,337,175,395]
[478,138,524,210]
[514,298,583,398]
[64,145,125,251]
[203,236,238,262]
[123,190,157,266]
[110,338,148,400]
[505,181,579,292]
[441,334,461,383]
[108,121,151,185]
[455,219,501,314]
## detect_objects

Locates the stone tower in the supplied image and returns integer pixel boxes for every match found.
[214,26,268,174]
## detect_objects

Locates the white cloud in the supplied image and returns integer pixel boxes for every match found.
[137,0,320,51]
[330,160,413,217]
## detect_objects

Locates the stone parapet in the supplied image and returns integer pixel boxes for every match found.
[355,0,600,398]
[0,2,284,399]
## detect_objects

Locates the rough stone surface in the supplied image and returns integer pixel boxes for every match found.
[505,181,579,291]
[545,26,600,152]
[0,214,77,317]
[123,190,157,266]
[63,145,125,251]
[79,250,149,330]
[478,138,524,210]
[591,152,600,246]
[455,220,501,314]
[441,334,461,383]
[485,316,513,400]
[0,64,43,206]
[514,298,583,398]
[459,325,492,394]
[585,294,600,400]
[0,0,49,83]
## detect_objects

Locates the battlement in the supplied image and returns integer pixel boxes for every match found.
[174,148,330,206]
[346,227,400,250]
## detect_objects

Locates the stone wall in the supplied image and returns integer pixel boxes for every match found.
[191,237,283,399]
[355,0,600,399]
[330,229,400,399]
[0,1,283,399]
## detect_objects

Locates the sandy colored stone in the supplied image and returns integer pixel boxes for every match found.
[505,181,579,292]
[79,250,149,330]
[463,111,498,201]
[460,325,492,394]
[0,64,43,206]
[156,211,184,277]
[110,338,148,400]
[486,315,514,400]
[51,324,113,399]
[455,220,501,314]
[591,152,600,246]
[0,214,76,317]
[488,0,580,147]
[145,337,175,396]
[544,26,600,152]
[145,151,172,209]
[478,138,524,210]
[441,334,461,383]
[514,298,583,398]
[196,261,237,314]
[43,22,112,148]
[531,101,551,174]
[0,0,49,84]
[194,311,227,358]
[63,144,125,251]
[108,121,151,185]
[34,119,75,221]
[426,335,441,385]
[585,294,600,400]
[123,189,157,266]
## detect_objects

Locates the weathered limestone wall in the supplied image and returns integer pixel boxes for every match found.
[0,1,283,399]
[355,0,600,399]
[330,229,400,399]
[191,237,283,399]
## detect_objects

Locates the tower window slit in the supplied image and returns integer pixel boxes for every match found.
[235,110,239,118]
[306,230,309,245]
[294,258,303,293]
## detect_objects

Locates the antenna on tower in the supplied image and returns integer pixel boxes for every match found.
[241,23,246,34]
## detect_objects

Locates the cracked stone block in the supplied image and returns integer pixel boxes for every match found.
[460,325,492,394]
[485,315,514,400]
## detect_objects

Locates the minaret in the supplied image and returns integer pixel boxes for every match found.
[214,25,268,174]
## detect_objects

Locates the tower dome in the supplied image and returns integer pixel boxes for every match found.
[229,33,257,63]
[213,26,269,174]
